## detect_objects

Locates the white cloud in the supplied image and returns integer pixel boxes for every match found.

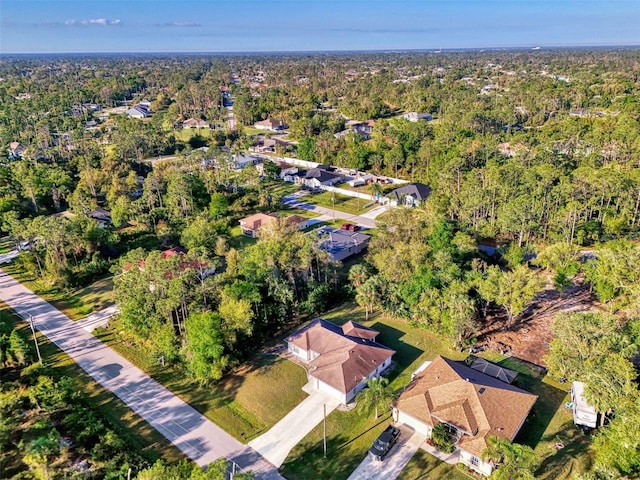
[64,18,121,26]
[165,21,202,27]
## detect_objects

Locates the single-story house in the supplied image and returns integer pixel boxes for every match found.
[571,381,600,428]
[335,121,374,140]
[183,118,210,129]
[280,166,300,182]
[125,105,149,119]
[232,153,262,170]
[402,112,433,122]
[394,356,537,477]
[286,318,394,404]
[89,209,112,228]
[299,168,343,189]
[387,182,431,207]
[250,136,277,153]
[8,141,26,159]
[239,213,279,237]
[314,226,371,262]
[285,215,310,231]
[254,117,288,131]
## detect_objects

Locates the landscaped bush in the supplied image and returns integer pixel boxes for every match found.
[432,423,456,454]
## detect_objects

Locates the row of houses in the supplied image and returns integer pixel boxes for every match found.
[285,318,537,477]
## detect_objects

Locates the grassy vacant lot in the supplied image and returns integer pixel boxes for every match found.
[1,260,114,321]
[0,301,183,463]
[94,320,308,442]
[173,128,215,142]
[303,191,374,216]
[281,302,465,480]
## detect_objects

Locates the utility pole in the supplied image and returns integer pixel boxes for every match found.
[323,403,327,458]
[28,315,42,364]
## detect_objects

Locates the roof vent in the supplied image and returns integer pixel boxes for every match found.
[479,387,486,394]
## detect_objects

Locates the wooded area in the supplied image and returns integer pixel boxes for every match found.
[1,49,639,479]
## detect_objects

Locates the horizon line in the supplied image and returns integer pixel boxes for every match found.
[2,43,640,56]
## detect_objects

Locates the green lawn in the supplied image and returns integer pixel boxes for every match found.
[0,301,183,463]
[1,260,114,321]
[303,191,374,216]
[229,225,257,250]
[478,353,595,479]
[398,450,472,480]
[94,318,309,442]
[173,128,214,142]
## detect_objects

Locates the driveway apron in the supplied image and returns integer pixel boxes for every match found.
[249,390,340,467]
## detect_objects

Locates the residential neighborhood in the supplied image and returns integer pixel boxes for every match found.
[1,44,639,480]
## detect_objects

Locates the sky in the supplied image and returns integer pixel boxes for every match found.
[1,0,639,54]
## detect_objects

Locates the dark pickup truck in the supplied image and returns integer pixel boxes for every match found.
[368,425,401,461]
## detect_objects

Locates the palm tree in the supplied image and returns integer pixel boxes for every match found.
[356,376,394,419]
[481,436,538,480]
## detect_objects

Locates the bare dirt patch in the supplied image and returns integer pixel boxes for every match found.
[478,276,600,367]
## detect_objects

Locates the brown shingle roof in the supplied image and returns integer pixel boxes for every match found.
[287,319,394,394]
[396,356,537,457]
[239,213,278,231]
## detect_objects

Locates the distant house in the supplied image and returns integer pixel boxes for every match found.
[280,166,300,182]
[239,213,279,238]
[286,318,394,404]
[395,356,537,477]
[250,136,277,153]
[89,209,112,228]
[299,167,343,189]
[314,226,371,262]
[254,117,288,131]
[125,105,149,119]
[571,381,600,428]
[387,182,431,207]
[402,112,432,122]
[8,141,26,159]
[232,153,262,170]
[335,120,373,140]
[182,118,210,129]
[285,215,310,231]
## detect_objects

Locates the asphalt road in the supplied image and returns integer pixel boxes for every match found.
[0,269,283,480]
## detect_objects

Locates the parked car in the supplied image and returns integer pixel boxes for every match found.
[341,223,353,230]
[369,425,401,461]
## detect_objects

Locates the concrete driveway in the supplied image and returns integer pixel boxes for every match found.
[249,389,340,467]
[346,426,426,480]
[76,304,120,332]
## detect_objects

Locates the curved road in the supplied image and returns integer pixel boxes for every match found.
[0,269,283,480]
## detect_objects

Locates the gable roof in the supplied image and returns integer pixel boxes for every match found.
[388,182,431,203]
[286,318,394,394]
[304,168,342,183]
[239,212,278,231]
[396,356,537,457]
[255,117,287,129]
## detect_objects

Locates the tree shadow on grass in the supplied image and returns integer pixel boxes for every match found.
[370,322,424,383]
[534,420,593,479]
[506,357,568,449]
